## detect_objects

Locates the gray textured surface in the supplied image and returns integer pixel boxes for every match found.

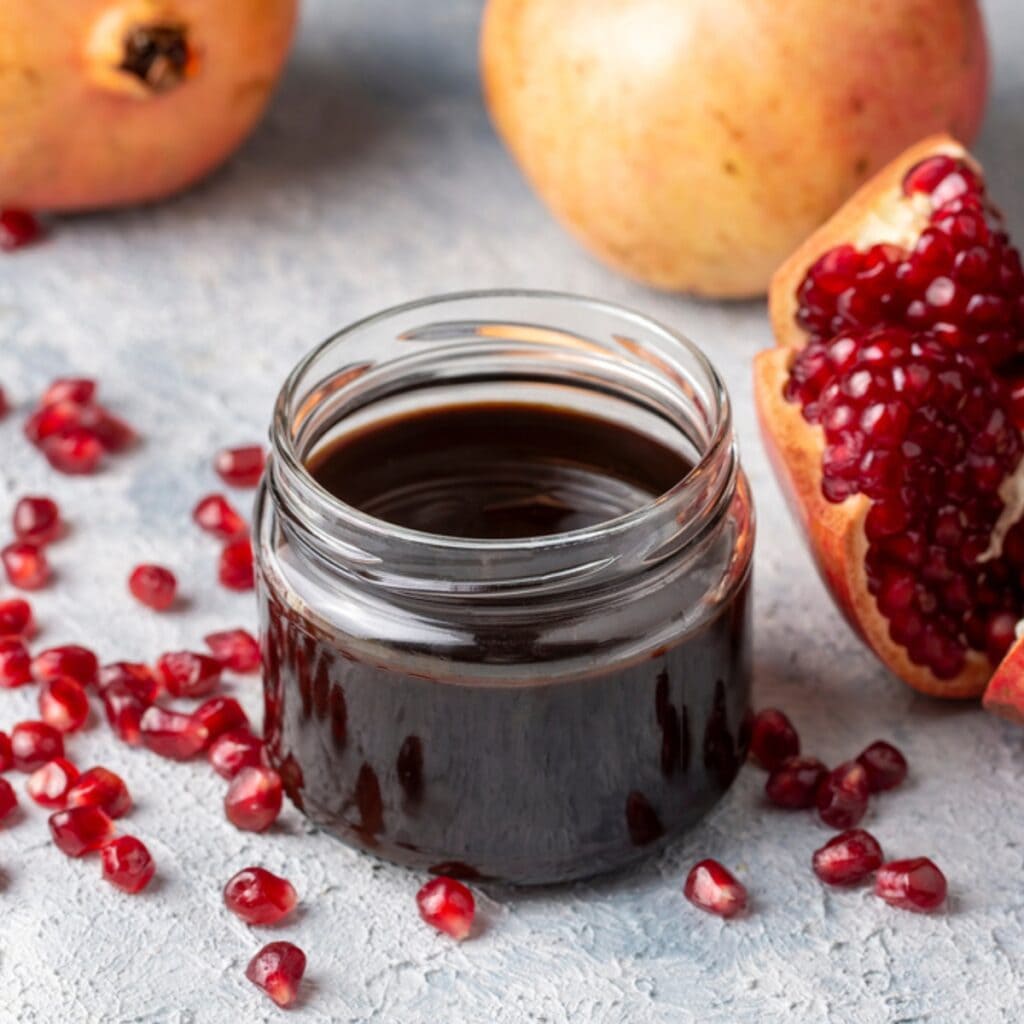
[2,1,1024,1021]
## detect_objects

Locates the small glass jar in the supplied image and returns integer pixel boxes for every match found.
[255,291,754,885]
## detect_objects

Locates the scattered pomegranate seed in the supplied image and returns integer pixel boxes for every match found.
[139,706,209,760]
[155,651,222,698]
[128,564,178,611]
[99,662,160,701]
[245,941,306,1008]
[10,721,64,772]
[100,665,159,746]
[812,828,884,886]
[875,857,947,912]
[91,409,136,453]
[24,401,86,445]
[32,645,99,688]
[0,209,43,251]
[0,637,33,687]
[38,676,90,733]
[856,740,908,792]
[193,494,247,540]
[195,697,248,742]
[0,777,18,821]
[41,427,104,474]
[0,731,12,772]
[209,729,265,779]
[766,755,828,809]
[215,445,266,488]
[66,766,132,818]
[12,496,62,545]
[225,766,282,832]
[101,835,155,893]
[683,859,748,918]
[224,867,298,925]
[219,537,255,591]
[748,708,800,771]
[816,761,871,829]
[48,805,115,856]
[204,628,261,672]
[2,541,50,590]
[0,598,34,638]
[41,379,96,407]
[416,876,476,939]
[26,758,80,808]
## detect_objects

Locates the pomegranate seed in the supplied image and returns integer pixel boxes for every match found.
[99,662,160,701]
[225,766,282,832]
[0,637,32,687]
[816,761,870,829]
[204,628,260,672]
[66,766,132,818]
[224,867,298,925]
[41,427,104,474]
[48,805,114,856]
[91,408,135,453]
[0,209,43,251]
[38,676,90,733]
[219,537,255,591]
[25,400,86,445]
[195,696,248,742]
[0,777,17,821]
[32,645,99,688]
[856,740,908,792]
[0,731,12,772]
[128,564,177,611]
[245,942,306,1008]
[155,651,222,698]
[10,721,64,772]
[748,708,800,771]
[683,859,748,919]
[0,598,34,638]
[416,876,476,939]
[101,835,155,893]
[209,729,265,779]
[766,755,828,809]
[902,155,961,198]
[102,687,148,745]
[215,445,266,488]
[2,541,50,590]
[41,379,96,406]
[812,828,884,885]
[139,706,208,760]
[193,494,247,540]
[26,758,79,808]
[875,857,947,911]
[12,496,62,545]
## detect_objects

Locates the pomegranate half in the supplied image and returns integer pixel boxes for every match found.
[756,135,1024,699]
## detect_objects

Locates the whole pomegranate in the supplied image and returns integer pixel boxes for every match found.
[481,0,989,298]
[0,0,298,211]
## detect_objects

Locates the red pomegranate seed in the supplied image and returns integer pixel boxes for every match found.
[10,721,64,772]
[204,628,261,673]
[224,867,298,925]
[32,645,99,688]
[139,706,208,760]
[128,565,177,611]
[155,651,222,698]
[12,496,62,545]
[0,637,32,687]
[0,777,17,821]
[209,729,265,779]
[91,408,136,453]
[24,400,85,445]
[0,209,43,251]
[875,857,947,912]
[2,541,50,590]
[218,537,255,591]
[100,665,159,746]
[683,859,748,919]
[416,876,476,939]
[748,708,800,771]
[816,761,870,829]
[225,766,282,832]
[99,662,160,701]
[902,155,962,198]
[215,445,266,488]
[38,676,90,733]
[192,494,247,540]
[245,941,306,1008]
[48,805,114,857]
[26,758,80,808]
[41,379,96,406]
[41,427,104,474]
[195,696,248,742]
[67,766,132,818]
[766,755,828,809]
[0,731,12,772]
[101,835,155,893]
[856,740,908,792]
[812,828,884,885]
[0,598,34,638]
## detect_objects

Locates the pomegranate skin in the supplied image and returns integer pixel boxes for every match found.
[481,0,988,298]
[0,0,298,212]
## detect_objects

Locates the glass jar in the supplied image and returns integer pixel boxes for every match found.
[255,290,754,885]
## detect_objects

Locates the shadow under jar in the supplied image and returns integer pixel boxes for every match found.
[255,291,755,885]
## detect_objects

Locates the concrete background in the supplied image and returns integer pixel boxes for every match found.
[1,1,1023,1020]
